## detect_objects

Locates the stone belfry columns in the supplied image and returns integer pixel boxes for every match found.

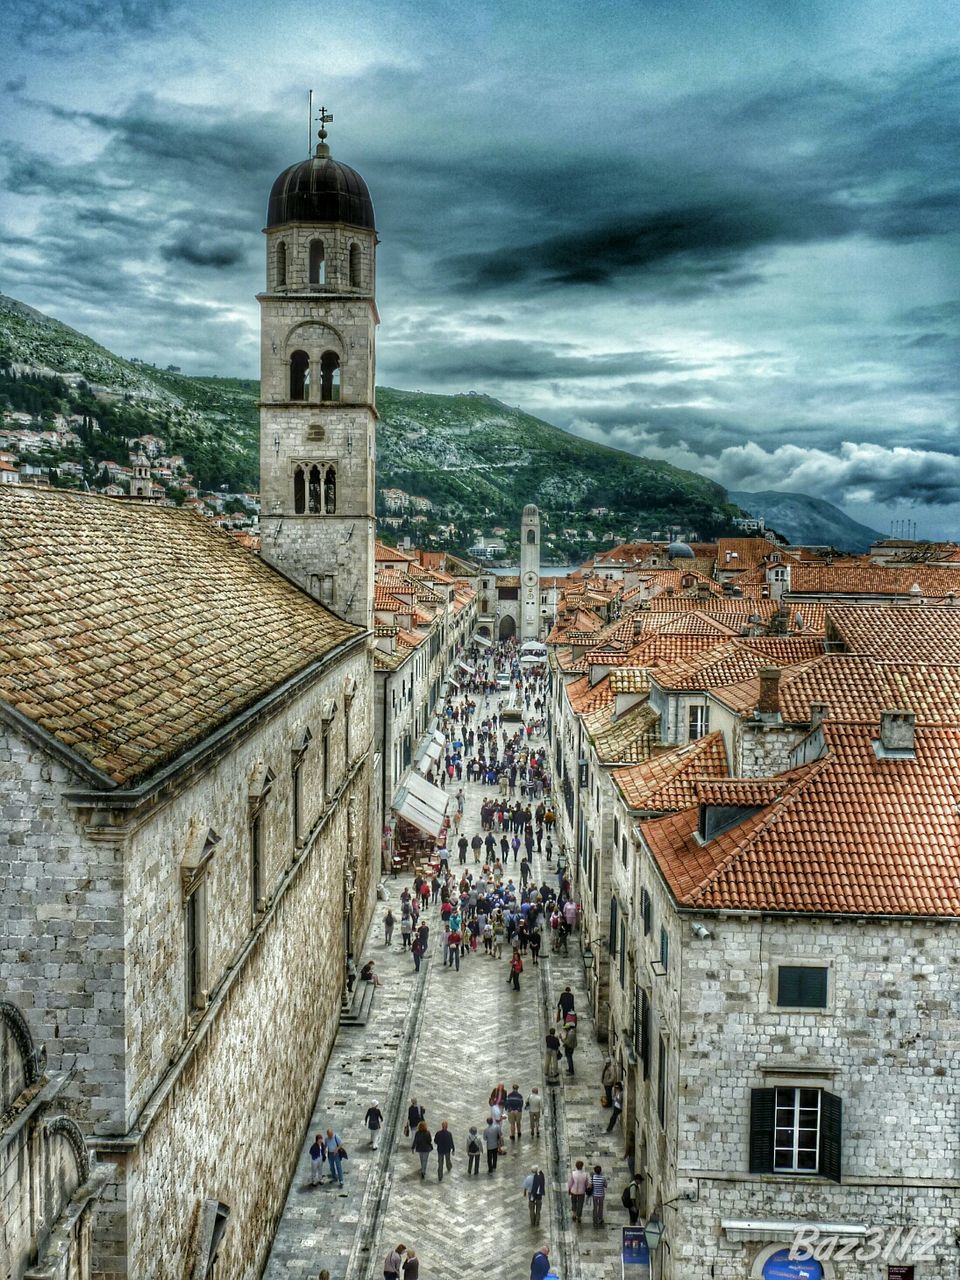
[520,504,541,639]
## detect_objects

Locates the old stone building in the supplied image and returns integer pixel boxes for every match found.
[1,999,110,1280]
[0,491,376,1280]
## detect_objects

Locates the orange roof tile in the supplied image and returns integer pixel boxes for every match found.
[792,564,960,597]
[641,722,960,916]
[827,603,960,664]
[613,732,728,812]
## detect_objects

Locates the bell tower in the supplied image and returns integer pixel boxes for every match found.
[258,109,377,629]
[520,503,541,639]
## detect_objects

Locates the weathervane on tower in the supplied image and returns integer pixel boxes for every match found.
[307,91,334,157]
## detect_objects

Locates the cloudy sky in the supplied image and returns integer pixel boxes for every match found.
[1,0,959,535]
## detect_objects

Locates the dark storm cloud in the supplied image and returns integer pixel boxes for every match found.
[7,0,179,47]
[161,235,247,268]
[386,337,695,383]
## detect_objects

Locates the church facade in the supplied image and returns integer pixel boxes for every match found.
[0,124,382,1279]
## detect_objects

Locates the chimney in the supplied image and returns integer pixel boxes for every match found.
[757,666,781,715]
[879,709,916,753]
[696,580,711,599]
[810,702,829,728]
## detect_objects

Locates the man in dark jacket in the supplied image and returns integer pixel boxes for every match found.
[505,1084,524,1140]
[434,1120,455,1180]
[530,1245,551,1280]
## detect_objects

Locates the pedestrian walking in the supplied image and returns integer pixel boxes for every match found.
[384,909,395,945]
[622,1173,643,1225]
[544,1029,561,1085]
[405,1097,425,1139]
[346,952,357,992]
[412,1121,433,1178]
[525,1087,542,1138]
[402,1248,419,1280]
[506,1084,524,1139]
[435,1120,455,1180]
[325,1128,345,1188]
[556,986,575,1022]
[567,1160,589,1223]
[400,913,413,949]
[483,1116,502,1172]
[530,1245,551,1280]
[509,947,523,990]
[365,1100,384,1149]
[601,1056,616,1106]
[523,1166,546,1226]
[466,1125,483,1174]
[591,1165,608,1225]
[309,1133,326,1185]
[606,1082,624,1133]
[562,1018,577,1075]
[383,1244,406,1280]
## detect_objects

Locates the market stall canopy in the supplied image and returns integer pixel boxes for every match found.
[394,771,448,838]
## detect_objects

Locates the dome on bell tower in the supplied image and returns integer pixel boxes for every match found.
[266,116,375,230]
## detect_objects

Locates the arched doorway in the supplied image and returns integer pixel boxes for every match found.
[499,614,516,640]
[478,625,491,638]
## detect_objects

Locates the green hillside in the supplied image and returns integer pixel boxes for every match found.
[0,293,742,548]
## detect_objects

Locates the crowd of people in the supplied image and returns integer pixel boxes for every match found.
[319,639,636,1280]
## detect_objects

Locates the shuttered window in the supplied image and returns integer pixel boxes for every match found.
[619,918,626,988]
[656,1036,667,1126]
[777,965,828,1008]
[640,989,650,1080]
[641,888,652,937]
[749,1087,842,1183]
[609,896,618,956]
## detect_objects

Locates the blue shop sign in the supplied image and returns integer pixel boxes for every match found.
[763,1250,824,1280]
[622,1227,650,1265]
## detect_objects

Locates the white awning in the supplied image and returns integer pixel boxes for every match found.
[395,793,445,838]
[432,728,447,749]
[473,633,492,647]
[458,660,476,676]
[394,771,448,838]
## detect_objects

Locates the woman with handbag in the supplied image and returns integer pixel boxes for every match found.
[404,1097,425,1140]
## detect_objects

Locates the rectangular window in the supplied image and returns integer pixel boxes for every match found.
[750,1087,842,1182]
[609,896,618,956]
[775,1087,821,1172]
[185,884,206,1013]
[292,760,303,844]
[659,925,669,971]
[250,811,264,916]
[621,835,628,868]
[657,1036,667,1126]
[688,703,710,740]
[641,888,652,937]
[777,965,828,1009]
[613,816,620,848]
[322,727,331,800]
[618,919,626,988]
[640,989,651,1079]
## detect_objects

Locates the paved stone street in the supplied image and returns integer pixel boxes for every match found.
[265,707,631,1280]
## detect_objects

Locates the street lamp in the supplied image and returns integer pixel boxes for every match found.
[644,1213,664,1252]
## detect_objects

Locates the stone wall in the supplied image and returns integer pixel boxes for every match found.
[0,727,126,1132]
[631,891,960,1279]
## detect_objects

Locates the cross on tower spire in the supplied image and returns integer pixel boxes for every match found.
[315,104,334,156]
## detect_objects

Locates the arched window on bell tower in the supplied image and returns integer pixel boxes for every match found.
[293,465,306,514]
[290,350,310,401]
[320,351,340,402]
[276,241,287,287]
[349,243,361,288]
[309,239,326,285]
[308,466,323,513]
[526,529,536,544]
[324,465,337,514]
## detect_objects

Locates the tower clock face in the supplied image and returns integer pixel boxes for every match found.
[524,571,537,586]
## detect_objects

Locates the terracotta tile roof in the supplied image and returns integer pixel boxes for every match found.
[652,638,824,691]
[609,668,651,695]
[827,604,960,664]
[791,563,960,597]
[715,653,960,726]
[641,722,960,916]
[374,648,404,671]
[717,537,790,570]
[0,487,360,786]
[396,628,428,649]
[613,732,728,812]
[375,539,414,562]
[656,612,740,637]
[693,777,791,806]
[567,673,615,713]
[583,700,660,764]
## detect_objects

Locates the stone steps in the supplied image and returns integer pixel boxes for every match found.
[339,979,376,1027]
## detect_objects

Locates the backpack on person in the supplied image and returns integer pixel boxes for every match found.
[621,1184,632,1208]
[468,1133,482,1155]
